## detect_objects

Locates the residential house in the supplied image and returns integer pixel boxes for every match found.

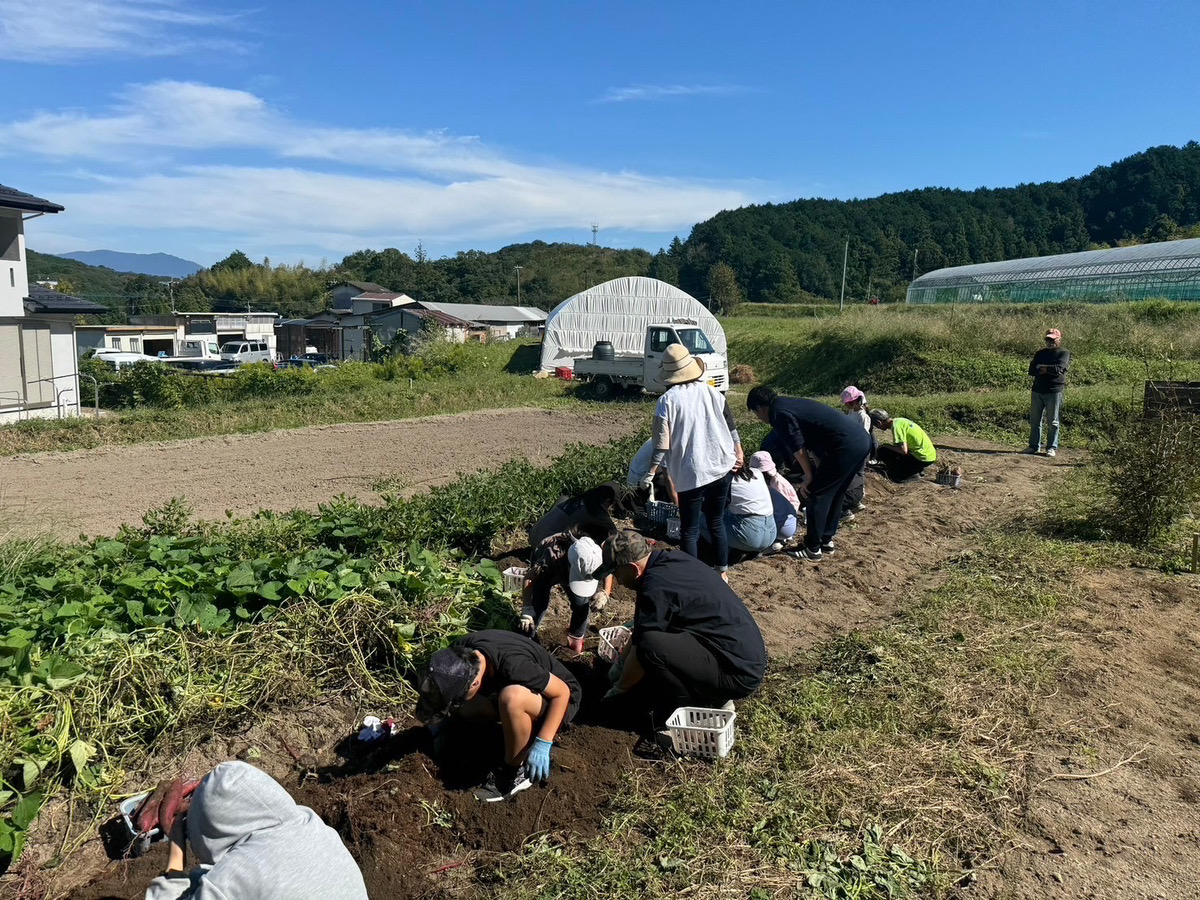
[367,305,485,349]
[325,283,415,360]
[1,184,107,422]
[403,301,546,340]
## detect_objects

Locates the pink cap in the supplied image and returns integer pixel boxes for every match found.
[748,451,776,475]
[840,386,865,404]
[1045,328,1062,341]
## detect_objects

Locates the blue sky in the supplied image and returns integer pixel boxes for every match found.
[3,0,1199,267]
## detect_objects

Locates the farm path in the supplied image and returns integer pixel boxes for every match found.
[0,407,639,540]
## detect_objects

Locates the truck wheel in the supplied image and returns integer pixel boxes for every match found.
[593,377,614,400]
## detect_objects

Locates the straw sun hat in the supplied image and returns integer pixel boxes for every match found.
[659,343,706,385]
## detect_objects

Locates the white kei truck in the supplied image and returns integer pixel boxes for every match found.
[573,322,729,398]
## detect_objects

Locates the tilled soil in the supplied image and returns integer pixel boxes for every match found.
[50,436,1199,900]
[0,407,637,540]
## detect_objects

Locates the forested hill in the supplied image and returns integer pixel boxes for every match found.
[677,142,1200,305]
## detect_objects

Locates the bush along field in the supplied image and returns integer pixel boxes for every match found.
[724,301,1200,446]
[0,340,566,455]
[0,434,642,870]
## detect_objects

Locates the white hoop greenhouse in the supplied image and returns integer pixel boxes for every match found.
[907,237,1200,304]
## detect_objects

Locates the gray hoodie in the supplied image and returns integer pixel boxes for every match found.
[145,762,367,900]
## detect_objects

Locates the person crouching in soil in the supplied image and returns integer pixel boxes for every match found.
[416,630,582,802]
[868,409,936,482]
[600,531,766,729]
[520,533,612,653]
[145,761,367,900]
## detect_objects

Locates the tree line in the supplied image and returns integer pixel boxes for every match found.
[27,142,1200,320]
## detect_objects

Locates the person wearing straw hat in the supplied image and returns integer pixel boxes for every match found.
[597,530,766,727]
[641,344,743,578]
[1024,328,1070,457]
[415,630,582,802]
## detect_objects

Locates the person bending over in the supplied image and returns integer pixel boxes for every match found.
[520,533,612,653]
[600,531,766,728]
[868,409,936,482]
[528,481,624,549]
[145,761,367,900]
[746,386,871,562]
[416,630,581,802]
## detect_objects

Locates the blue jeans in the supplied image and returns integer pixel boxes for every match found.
[1029,391,1064,451]
[724,511,777,553]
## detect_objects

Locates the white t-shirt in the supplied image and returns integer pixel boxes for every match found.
[728,469,773,517]
[654,382,736,493]
[627,439,655,487]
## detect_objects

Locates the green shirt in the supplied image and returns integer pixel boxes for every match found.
[891,418,936,463]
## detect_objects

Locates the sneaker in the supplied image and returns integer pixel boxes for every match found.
[566,634,585,654]
[1020,447,1039,455]
[473,764,532,802]
[767,541,784,554]
[787,546,823,561]
[518,615,536,636]
[853,503,867,512]
[1045,448,1057,458]
[840,510,856,522]
[820,542,836,555]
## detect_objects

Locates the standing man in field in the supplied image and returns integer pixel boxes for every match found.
[746,386,871,561]
[1025,328,1070,457]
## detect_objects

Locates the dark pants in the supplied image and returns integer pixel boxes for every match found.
[636,630,756,725]
[876,446,932,483]
[761,430,794,475]
[522,577,590,639]
[842,470,865,513]
[806,446,869,550]
[677,473,732,572]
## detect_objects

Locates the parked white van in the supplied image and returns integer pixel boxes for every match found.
[219,340,274,365]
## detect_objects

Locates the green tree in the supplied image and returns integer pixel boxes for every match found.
[210,250,254,272]
[706,262,742,315]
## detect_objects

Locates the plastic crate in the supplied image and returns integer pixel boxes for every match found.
[644,500,677,524]
[502,566,527,593]
[666,516,681,540]
[666,706,737,759]
[118,791,165,850]
[597,625,632,663]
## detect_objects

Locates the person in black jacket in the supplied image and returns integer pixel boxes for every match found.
[1024,328,1070,457]
[747,386,872,561]
[599,531,766,727]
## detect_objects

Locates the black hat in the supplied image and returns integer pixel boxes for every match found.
[415,647,476,722]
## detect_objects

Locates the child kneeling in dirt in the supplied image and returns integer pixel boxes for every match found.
[599,531,767,729]
[145,761,367,900]
[416,630,582,802]
[521,533,613,653]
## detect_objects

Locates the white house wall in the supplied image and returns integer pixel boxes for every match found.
[49,321,80,416]
[0,211,28,318]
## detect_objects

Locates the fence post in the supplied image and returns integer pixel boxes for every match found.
[1192,533,1199,575]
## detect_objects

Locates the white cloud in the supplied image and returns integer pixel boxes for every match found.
[0,0,243,62]
[5,81,754,257]
[595,84,750,103]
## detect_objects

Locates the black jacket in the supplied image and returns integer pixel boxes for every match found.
[1029,348,1070,393]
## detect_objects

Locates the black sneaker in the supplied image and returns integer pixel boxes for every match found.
[787,546,822,561]
[820,542,836,555]
[473,764,532,802]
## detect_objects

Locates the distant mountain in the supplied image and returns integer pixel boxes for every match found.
[53,250,203,278]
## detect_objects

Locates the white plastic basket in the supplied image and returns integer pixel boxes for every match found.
[665,516,681,540]
[597,625,632,663]
[666,706,737,759]
[119,791,164,846]
[644,500,677,524]
[502,566,527,593]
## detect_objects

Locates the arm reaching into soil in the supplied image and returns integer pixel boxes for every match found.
[536,672,572,745]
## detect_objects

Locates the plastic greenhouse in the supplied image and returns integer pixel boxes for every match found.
[906,237,1200,305]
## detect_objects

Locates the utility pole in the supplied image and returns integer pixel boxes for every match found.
[160,280,176,314]
[866,273,873,306]
[839,240,849,311]
[514,265,523,305]
[909,248,921,304]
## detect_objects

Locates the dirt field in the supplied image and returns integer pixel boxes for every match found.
[0,408,637,540]
[28,435,1200,900]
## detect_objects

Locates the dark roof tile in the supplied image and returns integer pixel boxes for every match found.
[0,183,64,214]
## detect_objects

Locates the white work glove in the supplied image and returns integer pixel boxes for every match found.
[638,473,654,490]
[590,589,609,612]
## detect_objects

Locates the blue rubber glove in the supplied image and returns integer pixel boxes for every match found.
[526,738,553,782]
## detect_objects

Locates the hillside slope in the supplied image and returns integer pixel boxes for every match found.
[54,250,202,277]
[680,142,1200,304]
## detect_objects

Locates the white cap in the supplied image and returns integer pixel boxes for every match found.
[567,536,602,597]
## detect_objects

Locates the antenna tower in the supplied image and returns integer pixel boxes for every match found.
[591,223,599,245]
